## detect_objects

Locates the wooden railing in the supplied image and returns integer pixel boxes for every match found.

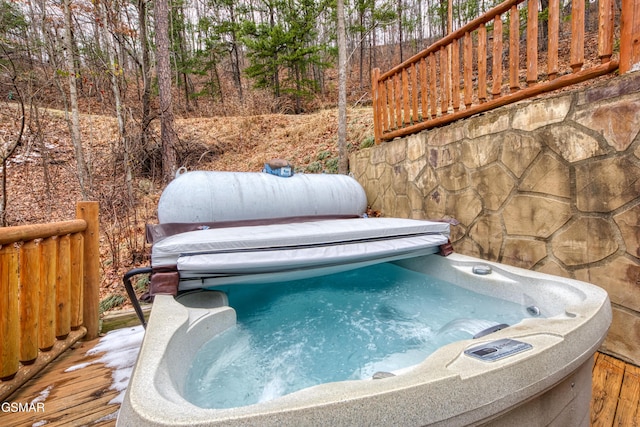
[0,201,100,401]
[372,0,640,143]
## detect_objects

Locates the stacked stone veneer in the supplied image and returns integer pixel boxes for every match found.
[350,72,640,366]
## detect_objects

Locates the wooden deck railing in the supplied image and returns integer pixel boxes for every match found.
[372,0,640,143]
[0,201,100,401]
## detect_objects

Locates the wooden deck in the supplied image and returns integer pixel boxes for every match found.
[591,352,640,426]
[1,337,638,426]
[0,338,121,427]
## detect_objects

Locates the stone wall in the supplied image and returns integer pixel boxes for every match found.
[350,72,640,366]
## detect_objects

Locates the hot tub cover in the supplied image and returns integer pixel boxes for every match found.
[151,217,450,289]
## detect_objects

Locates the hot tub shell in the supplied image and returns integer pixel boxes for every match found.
[117,253,610,427]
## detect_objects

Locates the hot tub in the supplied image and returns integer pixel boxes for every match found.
[118,252,610,426]
[118,171,610,426]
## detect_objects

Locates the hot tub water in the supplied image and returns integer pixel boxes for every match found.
[184,262,539,409]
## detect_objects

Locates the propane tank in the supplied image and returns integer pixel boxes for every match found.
[157,170,368,223]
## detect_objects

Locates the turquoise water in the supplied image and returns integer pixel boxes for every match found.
[184,262,534,409]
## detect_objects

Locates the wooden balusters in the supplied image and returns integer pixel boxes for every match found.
[464,32,473,107]
[380,78,388,133]
[411,64,418,122]
[451,39,461,111]
[440,46,450,114]
[478,24,488,102]
[598,0,615,64]
[429,53,437,117]
[570,0,585,72]
[371,0,635,143]
[387,78,395,130]
[419,58,429,119]
[548,0,559,80]
[394,74,402,128]
[402,69,410,124]
[492,15,504,98]
[509,5,520,92]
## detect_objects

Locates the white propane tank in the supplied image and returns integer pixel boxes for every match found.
[157,170,368,223]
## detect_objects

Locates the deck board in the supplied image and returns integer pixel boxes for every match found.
[591,352,627,426]
[614,362,640,426]
[1,337,638,426]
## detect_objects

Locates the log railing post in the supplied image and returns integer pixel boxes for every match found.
[19,241,40,365]
[371,68,381,144]
[0,245,19,380]
[56,235,71,339]
[77,201,100,340]
[69,232,84,330]
[39,237,57,352]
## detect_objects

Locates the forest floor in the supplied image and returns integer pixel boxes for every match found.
[1,105,376,313]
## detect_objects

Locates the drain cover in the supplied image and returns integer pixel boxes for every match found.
[464,338,532,362]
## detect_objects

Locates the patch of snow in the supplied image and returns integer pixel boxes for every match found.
[32,420,48,427]
[64,361,92,372]
[30,385,53,404]
[94,408,120,422]
[108,392,126,405]
[64,326,145,404]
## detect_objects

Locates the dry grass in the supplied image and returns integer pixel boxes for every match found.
[179,108,373,172]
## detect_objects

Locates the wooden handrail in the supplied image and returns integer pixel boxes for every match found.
[0,201,99,401]
[0,220,86,245]
[372,0,638,143]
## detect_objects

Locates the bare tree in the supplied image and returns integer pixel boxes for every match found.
[99,0,134,202]
[0,47,25,225]
[62,0,91,198]
[337,0,348,174]
[155,0,179,183]
[137,0,153,151]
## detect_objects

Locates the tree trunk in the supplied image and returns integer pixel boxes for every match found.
[337,0,348,175]
[137,0,152,149]
[398,0,404,62]
[540,0,549,47]
[155,0,179,183]
[100,0,134,202]
[62,0,91,198]
[359,7,365,90]
[0,46,26,225]
[229,4,244,101]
